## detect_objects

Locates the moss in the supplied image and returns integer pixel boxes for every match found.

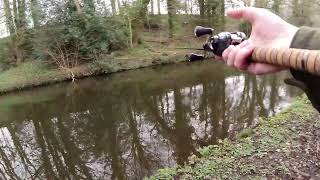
[147,96,319,179]
[237,128,255,139]
[148,168,177,180]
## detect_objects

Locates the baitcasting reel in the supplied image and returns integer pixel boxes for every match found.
[189,26,247,61]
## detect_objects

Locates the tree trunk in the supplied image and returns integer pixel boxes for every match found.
[83,0,95,14]
[72,0,88,25]
[151,0,154,15]
[110,0,116,15]
[117,0,121,11]
[128,17,133,48]
[198,0,204,18]
[30,0,41,28]
[73,0,83,15]
[220,0,225,27]
[132,0,151,44]
[157,0,161,15]
[184,0,188,14]
[3,0,15,34]
[13,0,18,26]
[167,0,176,38]
[17,0,27,29]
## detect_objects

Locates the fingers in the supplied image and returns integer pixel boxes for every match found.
[234,44,254,70]
[226,7,258,23]
[222,40,252,70]
[222,45,232,61]
[227,46,238,67]
[222,41,287,75]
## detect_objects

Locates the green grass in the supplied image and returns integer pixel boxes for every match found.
[0,61,64,92]
[147,96,318,179]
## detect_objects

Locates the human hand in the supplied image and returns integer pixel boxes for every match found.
[221,7,298,74]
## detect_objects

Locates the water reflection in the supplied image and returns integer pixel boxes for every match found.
[0,61,300,179]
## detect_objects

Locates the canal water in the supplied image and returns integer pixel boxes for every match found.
[0,61,301,179]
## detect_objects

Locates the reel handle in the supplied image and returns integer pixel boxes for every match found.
[194,26,214,37]
[252,47,320,76]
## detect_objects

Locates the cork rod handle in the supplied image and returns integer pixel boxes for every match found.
[252,47,320,75]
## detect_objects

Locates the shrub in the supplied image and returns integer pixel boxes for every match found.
[32,13,128,69]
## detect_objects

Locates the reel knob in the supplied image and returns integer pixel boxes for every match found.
[189,53,204,62]
[237,32,247,40]
[194,26,214,37]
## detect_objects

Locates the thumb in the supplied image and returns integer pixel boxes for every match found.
[227,7,258,23]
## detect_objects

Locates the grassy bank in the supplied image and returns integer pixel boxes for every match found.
[0,15,206,94]
[148,96,320,179]
[0,47,189,94]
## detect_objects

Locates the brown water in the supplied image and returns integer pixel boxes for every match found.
[0,61,301,179]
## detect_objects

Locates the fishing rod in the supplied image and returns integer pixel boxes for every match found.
[189,26,320,76]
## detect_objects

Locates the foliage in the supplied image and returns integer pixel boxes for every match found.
[2,0,130,69]
[27,1,128,71]
[33,15,128,68]
[0,37,11,70]
[7,30,33,65]
[146,168,177,180]
[118,0,152,46]
[196,0,225,29]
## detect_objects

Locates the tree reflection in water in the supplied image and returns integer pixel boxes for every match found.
[0,61,301,179]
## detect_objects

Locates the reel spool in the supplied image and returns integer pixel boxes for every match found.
[188,26,247,61]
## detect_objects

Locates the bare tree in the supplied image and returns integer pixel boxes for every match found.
[110,0,116,14]
[30,0,41,28]
[167,0,176,38]
[3,0,15,34]
[157,0,161,14]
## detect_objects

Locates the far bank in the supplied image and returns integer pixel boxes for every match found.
[0,48,189,94]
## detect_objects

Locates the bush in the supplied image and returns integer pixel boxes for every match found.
[32,13,128,69]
